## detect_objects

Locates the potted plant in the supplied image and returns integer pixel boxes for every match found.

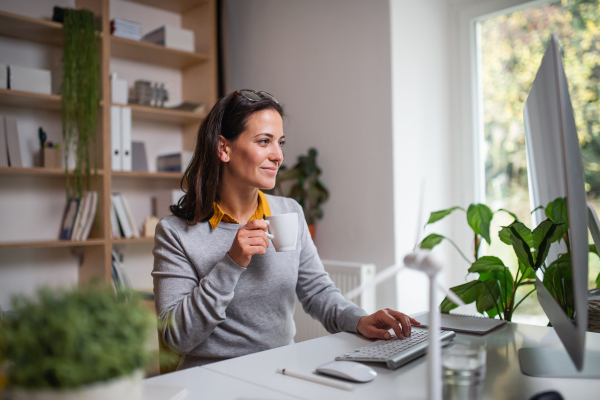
[421,201,567,321]
[268,148,329,239]
[0,284,154,400]
[61,8,100,199]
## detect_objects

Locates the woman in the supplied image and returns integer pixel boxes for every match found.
[152,90,419,370]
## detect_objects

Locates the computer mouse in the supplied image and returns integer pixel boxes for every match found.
[529,391,564,400]
[316,361,377,383]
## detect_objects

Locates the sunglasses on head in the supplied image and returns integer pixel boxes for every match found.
[234,89,279,104]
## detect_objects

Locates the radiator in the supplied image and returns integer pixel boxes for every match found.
[293,260,376,343]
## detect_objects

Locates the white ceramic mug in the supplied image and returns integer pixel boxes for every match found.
[265,213,298,252]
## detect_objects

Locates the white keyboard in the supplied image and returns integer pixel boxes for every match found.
[335,329,456,369]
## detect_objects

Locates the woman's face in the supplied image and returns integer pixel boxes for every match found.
[221,109,285,190]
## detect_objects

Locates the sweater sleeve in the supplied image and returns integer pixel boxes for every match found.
[152,219,246,354]
[294,205,368,334]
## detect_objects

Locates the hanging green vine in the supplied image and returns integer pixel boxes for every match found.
[62,9,100,199]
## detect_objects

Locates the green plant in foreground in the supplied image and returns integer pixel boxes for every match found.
[421,202,564,321]
[0,284,154,389]
[267,148,329,225]
[62,8,100,199]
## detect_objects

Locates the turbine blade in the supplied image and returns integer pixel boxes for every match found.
[436,282,465,306]
[344,264,405,301]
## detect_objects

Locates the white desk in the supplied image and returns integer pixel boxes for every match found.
[145,322,600,400]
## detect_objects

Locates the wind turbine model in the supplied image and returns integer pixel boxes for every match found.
[344,183,464,400]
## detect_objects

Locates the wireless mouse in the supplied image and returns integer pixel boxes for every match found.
[316,361,377,383]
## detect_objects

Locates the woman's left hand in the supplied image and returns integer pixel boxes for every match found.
[356,308,420,340]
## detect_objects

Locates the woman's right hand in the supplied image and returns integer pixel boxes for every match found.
[228,219,270,267]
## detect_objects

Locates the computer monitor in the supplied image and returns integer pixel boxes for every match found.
[520,34,600,377]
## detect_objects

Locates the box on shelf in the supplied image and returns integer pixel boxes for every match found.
[0,64,6,89]
[154,189,185,219]
[8,65,51,94]
[142,26,195,53]
[157,151,193,173]
[42,147,62,168]
[132,141,148,172]
[111,72,128,104]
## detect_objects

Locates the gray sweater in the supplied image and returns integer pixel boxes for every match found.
[152,194,368,369]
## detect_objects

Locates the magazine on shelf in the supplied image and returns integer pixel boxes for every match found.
[59,198,80,240]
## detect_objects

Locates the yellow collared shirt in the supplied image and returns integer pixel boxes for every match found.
[209,190,271,229]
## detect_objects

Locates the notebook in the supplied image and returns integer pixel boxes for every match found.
[413,312,507,335]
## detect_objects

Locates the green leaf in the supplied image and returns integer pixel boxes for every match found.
[467,204,494,245]
[519,261,536,279]
[596,271,600,288]
[512,222,533,248]
[425,207,464,226]
[498,226,513,245]
[546,197,569,228]
[590,244,598,257]
[468,256,506,274]
[420,233,445,250]
[543,253,573,313]
[509,227,534,268]
[476,280,501,314]
[533,221,558,270]
[440,280,483,313]
[532,219,554,249]
[479,268,514,309]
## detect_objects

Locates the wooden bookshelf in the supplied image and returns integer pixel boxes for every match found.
[0,88,61,111]
[0,239,106,250]
[111,171,184,179]
[0,0,217,285]
[125,0,209,14]
[111,236,154,244]
[0,10,63,47]
[110,36,209,69]
[120,103,205,125]
[0,167,105,177]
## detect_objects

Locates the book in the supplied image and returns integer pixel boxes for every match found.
[79,191,98,241]
[111,106,121,171]
[157,152,193,172]
[111,18,142,41]
[120,107,132,171]
[5,115,22,167]
[132,141,148,172]
[112,193,133,238]
[59,198,80,240]
[0,115,8,167]
[120,194,140,238]
[413,312,507,335]
[142,26,195,53]
[110,200,121,239]
[71,191,91,241]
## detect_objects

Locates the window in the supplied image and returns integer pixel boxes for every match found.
[477,0,600,324]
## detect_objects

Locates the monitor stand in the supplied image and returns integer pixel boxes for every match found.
[519,348,600,378]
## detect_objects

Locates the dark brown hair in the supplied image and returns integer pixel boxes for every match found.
[170,90,284,224]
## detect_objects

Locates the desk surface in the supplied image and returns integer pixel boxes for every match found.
[146,322,600,400]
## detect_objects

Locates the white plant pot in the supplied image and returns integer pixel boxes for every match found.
[5,370,143,400]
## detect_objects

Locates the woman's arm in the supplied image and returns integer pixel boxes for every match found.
[152,219,246,354]
[294,207,368,334]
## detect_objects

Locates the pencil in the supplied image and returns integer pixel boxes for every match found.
[276,367,354,391]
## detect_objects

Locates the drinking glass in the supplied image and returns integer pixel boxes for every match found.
[442,341,486,400]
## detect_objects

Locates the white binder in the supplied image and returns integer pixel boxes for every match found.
[121,107,132,172]
[111,106,121,171]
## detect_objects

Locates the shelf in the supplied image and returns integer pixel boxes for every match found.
[110,36,209,69]
[0,10,63,47]
[112,237,154,244]
[0,88,61,111]
[124,0,209,14]
[0,239,106,250]
[116,103,205,125]
[111,171,184,179]
[0,167,105,177]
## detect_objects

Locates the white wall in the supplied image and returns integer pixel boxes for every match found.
[225,0,397,309]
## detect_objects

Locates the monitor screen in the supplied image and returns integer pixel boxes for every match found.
[523,34,589,370]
